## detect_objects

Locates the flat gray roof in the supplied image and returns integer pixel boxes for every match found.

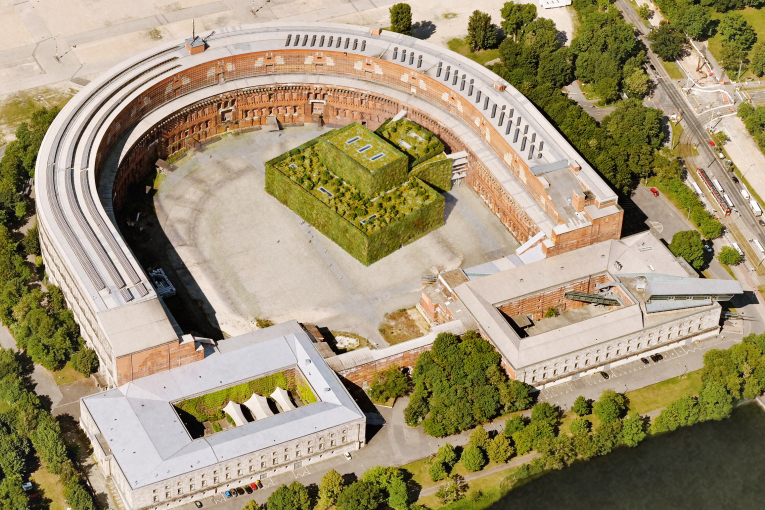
[81,321,363,489]
[454,232,733,369]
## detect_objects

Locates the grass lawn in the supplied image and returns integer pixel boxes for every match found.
[559,410,602,435]
[0,87,78,144]
[418,466,520,509]
[662,60,685,80]
[51,361,87,386]
[625,369,703,415]
[404,455,509,493]
[447,38,501,65]
[31,465,67,510]
[708,7,765,81]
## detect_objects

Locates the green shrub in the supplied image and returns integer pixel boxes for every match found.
[461,444,487,472]
[70,348,99,375]
[718,246,742,266]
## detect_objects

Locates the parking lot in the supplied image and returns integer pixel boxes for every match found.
[539,333,741,410]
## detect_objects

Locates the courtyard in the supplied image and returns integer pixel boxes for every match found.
[145,127,520,343]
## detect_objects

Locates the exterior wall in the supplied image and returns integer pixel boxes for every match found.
[139,421,363,510]
[81,398,364,510]
[517,304,721,386]
[336,343,434,387]
[115,340,203,386]
[546,211,624,258]
[495,273,622,319]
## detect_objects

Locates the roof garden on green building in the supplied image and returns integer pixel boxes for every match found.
[273,143,439,235]
[376,118,445,168]
[322,122,404,172]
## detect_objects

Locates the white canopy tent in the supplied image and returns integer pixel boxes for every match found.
[243,393,274,421]
[270,387,296,412]
[222,401,248,427]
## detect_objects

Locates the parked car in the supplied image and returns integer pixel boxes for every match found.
[236,488,245,496]
[224,491,232,499]
[600,371,610,379]
[195,502,203,508]
[250,482,259,491]
[759,219,765,227]
[255,480,263,489]
[344,452,352,461]
[21,483,33,492]
[650,187,659,197]
[650,354,664,362]
[641,357,650,365]
[244,486,253,494]
[732,176,739,183]
[704,244,713,253]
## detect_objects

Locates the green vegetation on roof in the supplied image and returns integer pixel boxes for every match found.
[376,118,445,168]
[274,144,438,234]
[323,122,405,172]
[174,370,317,425]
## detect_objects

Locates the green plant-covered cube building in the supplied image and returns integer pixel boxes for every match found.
[265,121,450,265]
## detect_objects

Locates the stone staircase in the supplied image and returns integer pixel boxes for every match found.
[103,476,128,510]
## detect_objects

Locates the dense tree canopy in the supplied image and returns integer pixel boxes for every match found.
[404,331,532,437]
[267,482,311,510]
[669,230,706,270]
[719,13,757,51]
[369,364,410,403]
[647,22,687,62]
[466,11,498,51]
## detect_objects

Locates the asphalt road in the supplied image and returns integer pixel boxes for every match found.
[615,0,765,248]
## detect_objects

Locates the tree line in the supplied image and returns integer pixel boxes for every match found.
[0,348,97,509]
[0,107,99,375]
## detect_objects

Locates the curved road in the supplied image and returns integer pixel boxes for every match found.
[616,0,765,248]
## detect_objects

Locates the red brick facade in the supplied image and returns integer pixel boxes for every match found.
[116,339,203,385]
[335,343,434,387]
[97,49,622,254]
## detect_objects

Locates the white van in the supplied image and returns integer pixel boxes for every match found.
[732,242,744,256]
[741,188,751,200]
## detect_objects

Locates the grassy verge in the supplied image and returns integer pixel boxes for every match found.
[625,370,703,415]
[418,466,521,509]
[51,361,87,386]
[661,60,685,80]
[31,465,68,510]
[707,7,765,81]
[446,38,501,65]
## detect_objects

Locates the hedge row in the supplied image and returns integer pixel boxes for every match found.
[174,370,317,423]
[411,153,453,192]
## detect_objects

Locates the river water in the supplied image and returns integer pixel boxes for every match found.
[491,403,765,509]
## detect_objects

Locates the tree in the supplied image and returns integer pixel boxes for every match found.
[572,396,591,416]
[530,402,559,427]
[0,477,29,510]
[593,390,627,424]
[621,413,647,447]
[717,246,742,266]
[0,432,29,478]
[652,395,701,433]
[500,1,537,40]
[720,43,749,77]
[698,381,734,421]
[337,481,384,510]
[267,482,311,510]
[318,469,344,509]
[678,5,712,40]
[436,475,467,505]
[751,43,765,77]
[389,4,412,36]
[570,417,591,436]
[429,460,448,481]
[369,365,410,403]
[466,11,497,51]
[504,415,526,436]
[242,502,259,510]
[387,478,409,510]
[461,444,487,472]
[593,420,623,455]
[638,4,651,19]
[602,99,665,149]
[71,348,99,375]
[669,230,705,270]
[623,68,651,98]
[719,13,757,51]
[23,224,40,256]
[469,426,491,450]
[487,433,515,463]
[647,23,686,62]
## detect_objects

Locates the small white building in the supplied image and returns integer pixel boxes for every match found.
[243,394,274,420]
[222,401,247,427]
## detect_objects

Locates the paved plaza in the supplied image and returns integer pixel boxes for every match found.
[152,128,520,340]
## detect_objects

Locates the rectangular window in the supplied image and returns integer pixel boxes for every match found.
[476,90,481,103]
[595,356,599,362]
[370,153,385,161]
[166,493,170,499]
[357,144,372,153]
[296,451,301,457]
[214,477,219,484]
[532,376,536,382]
[342,436,347,443]
[320,35,325,46]
[189,485,194,491]
[154,496,159,502]
[261,462,265,469]
[177,489,182,496]
[606,353,610,359]
[585,360,589,366]
[202,481,207,488]
[308,447,313,454]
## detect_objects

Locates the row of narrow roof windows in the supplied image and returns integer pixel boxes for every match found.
[285,34,365,52]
